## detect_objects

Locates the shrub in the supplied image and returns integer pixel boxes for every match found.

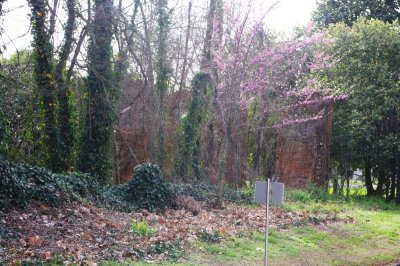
[0,156,100,210]
[287,190,313,203]
[305,182,331,201]
[101,183,133,211]
[124,163,174,211]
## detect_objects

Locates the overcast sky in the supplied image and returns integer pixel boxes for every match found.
[1,0,317,56]
[264,0,317,33]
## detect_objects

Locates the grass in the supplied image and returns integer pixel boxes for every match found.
[131,219,156,236]
[103,189,400,266]
[188,191,400,266]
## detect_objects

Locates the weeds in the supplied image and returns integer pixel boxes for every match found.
[196,230,223,243]
[131,219,156,236]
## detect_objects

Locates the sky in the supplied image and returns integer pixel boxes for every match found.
[1,0,318,56]
[264,0,317,32]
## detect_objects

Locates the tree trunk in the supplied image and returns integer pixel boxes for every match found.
[202,0,217,174]
[396,154,400,204]
[365,159,375,196]
[28,0,62,172]
[340,174,345,195]
[154,0,171,169]
[346,170,351,200]
[390,159,396,200]
[254,112,268,177]
[137,1,156,163]
[55,0,76,171]
[333,177,338,194]
[77,0,114,183]
[177,1,192,119]
[202,0,222,176]
[376,167,385,197]
[200,0,217,71]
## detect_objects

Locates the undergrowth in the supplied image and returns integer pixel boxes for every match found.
[131,219,156,236]
[0,154,253,213]
[170,182,253,205]
[0,157,100,210]
[102,163,174,212]
[196,230,223,243]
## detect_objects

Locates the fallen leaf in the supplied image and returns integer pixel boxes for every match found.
[56,240,67,249]
[28,235,43,246]
[80,206,91,215]
[94,222,106,229]
[81,231,94,241]
[44,251,52,260]
[39,204,49,211]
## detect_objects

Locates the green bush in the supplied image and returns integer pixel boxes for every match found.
[101,183,133,211]
[287,190,313,203]
[105,163,174,211]
[0,156,100,209]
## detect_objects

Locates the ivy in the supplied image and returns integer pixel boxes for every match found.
[28,0,62,172]
[175,73,212,180]
[124,163,174,211]
[103,163,175,211]
[0,156,101,210]
[77,0,114,184]
[169,182,253,205]
[154,0,172,168]
[55,0,77,171]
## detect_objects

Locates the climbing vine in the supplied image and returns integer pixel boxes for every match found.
[28,0,62,172]
[175,73,212,180]
[154,0,172,168]
[77,0,114,184]
[55,0,77,171]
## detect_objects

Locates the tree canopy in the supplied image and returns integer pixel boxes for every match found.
[313,0,400,28]
[318,19,400,198]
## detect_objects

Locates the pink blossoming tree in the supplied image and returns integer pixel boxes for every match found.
[202,0,342,183]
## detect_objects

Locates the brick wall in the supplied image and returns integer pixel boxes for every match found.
[274,102,333,187]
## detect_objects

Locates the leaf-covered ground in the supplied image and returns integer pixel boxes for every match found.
[0,198,344,265]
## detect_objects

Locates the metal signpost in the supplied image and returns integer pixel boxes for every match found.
[255,180,285,266]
